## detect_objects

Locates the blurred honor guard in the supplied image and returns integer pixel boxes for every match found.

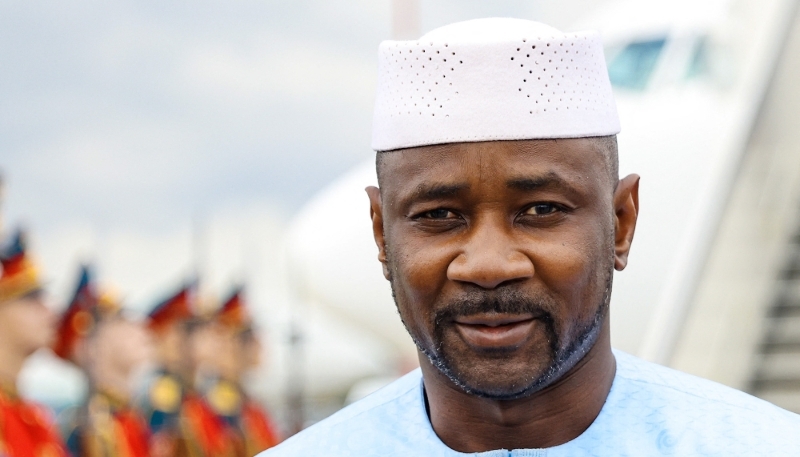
[54,266,152,457]
[0,230,67,457]
[213,287,280,455]
[143,282,195,457]
[177,295,240,457]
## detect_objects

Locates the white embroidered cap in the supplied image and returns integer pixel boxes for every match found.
[371,18,620,152]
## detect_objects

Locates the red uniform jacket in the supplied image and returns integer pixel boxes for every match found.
[65,390,150,457]
[0,384,68,457]
[181,393,240,457]
[241,400,281,455]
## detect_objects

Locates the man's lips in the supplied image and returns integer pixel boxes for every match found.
[453,313,539,349]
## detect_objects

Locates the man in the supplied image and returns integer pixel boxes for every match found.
[144,287,239,457]
[0,230,67,457]
[263,18,800,456]
[142,282,198,457]
[54,266,152,457]
[179,296,241,457]
[209,287,281,455]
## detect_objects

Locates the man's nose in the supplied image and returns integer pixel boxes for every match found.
[446,219,535,289]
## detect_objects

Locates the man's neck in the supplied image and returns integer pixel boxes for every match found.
[420,324,616,453]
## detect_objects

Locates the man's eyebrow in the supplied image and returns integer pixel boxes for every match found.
[409,183,469,201]
[507,172,580,194]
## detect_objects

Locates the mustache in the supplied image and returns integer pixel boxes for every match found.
[433,289,556,325]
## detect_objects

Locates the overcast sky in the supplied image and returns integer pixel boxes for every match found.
[0,0,603,308]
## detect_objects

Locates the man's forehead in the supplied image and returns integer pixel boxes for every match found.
[378,138,607,187]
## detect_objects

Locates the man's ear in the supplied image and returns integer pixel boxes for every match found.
[366,186,391,280]
[613,174,640,271]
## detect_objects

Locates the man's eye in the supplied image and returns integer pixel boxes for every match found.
[421,209,455,219]
[525,203,559,215]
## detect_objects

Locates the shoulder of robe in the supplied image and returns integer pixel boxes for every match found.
[257,370,424,456]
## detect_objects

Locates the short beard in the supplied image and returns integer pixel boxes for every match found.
[388,258,613,400]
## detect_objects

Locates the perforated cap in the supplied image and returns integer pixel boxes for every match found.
[371,18,620,152]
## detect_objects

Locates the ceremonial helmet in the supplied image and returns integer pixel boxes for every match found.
[147,280,196,332]
[216,285,252,333]
[0,229,43,306]
[52,265,124,361]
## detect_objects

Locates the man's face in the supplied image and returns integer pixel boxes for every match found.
[189,322,225,375]
[0,292,56,357]
[151,321,187,373]
[214,329,260,381]
[93,318,153,376]
[370,139,626,399]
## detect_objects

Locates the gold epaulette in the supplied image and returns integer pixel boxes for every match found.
[149,375,183,413]
[207,380,242,417]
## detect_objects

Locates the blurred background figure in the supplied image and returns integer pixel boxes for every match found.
[212,287,281,454]
[142,283,195,456]
[178,299,240,457]
[0,230,67,457]
[54,265,152,457]
[147,285,282,457]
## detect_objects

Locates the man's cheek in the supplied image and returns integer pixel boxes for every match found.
[533,238,596,291]
[395,247,443,302]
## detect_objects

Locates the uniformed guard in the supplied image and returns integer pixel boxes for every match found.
[0,229,68,457]
[54,266,152,457]
[179,300,240,457]
[142,282,196,457]
[212,287,280,455]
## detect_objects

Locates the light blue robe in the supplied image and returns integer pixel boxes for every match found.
[261,351,800,456]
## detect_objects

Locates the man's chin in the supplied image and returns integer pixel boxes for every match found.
[435,354,558,400]
[452,376,549,401]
